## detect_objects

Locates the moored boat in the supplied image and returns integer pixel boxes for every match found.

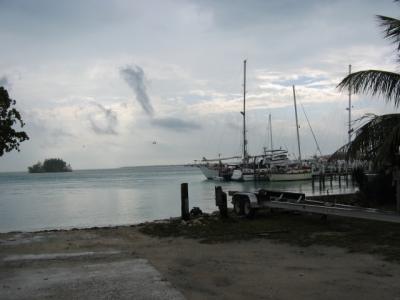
[268,167,312,181]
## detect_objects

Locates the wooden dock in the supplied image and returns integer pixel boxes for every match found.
[312,172,354,189]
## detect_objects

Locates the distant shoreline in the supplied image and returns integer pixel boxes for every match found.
[0,164,195,173]
[0,164,197,174]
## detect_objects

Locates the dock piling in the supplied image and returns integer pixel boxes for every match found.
[215,186,228,218]
[181,183,190,221]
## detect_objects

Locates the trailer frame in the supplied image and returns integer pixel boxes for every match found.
[219,187,400,223]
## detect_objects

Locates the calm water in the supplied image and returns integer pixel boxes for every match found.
[0,166,356,233]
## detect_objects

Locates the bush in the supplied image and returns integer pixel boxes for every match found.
[28,158,72,173]
[352,167,395,207]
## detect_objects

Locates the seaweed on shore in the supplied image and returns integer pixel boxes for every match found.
[139,210,400,263]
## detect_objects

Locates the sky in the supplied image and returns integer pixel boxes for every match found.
[1,0,400,171]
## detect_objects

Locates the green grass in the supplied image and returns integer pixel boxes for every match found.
[139,211,400,263]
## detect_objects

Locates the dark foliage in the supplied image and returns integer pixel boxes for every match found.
[335,7,400,169]
[337,11,400,107]
[334,6,400,209]
[0,87,29,156]
[351,114,400,166]
[28,158,72,173]
[28,162,43,173]
[338,71,400,107]
[352,167,395,207]
[378,14,400,51]
[330,114,400,168]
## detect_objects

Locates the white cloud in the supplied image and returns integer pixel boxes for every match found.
[1,0,400,171]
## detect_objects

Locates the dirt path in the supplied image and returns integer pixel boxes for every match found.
[1,226,400,299]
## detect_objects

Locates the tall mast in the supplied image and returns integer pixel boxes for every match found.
[348,64,352,145]
[242,59,247,161]
[292,85,302,162]
[269,113,273,150]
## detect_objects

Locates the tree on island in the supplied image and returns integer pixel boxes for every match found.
[28,158,72,173]
[0,87,29,156]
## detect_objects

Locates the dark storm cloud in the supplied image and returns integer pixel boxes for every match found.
[120,65,202,132]
[151,117,201,132]
[120,65,154,116]
[88,102,118,135]
[0,76,9,87]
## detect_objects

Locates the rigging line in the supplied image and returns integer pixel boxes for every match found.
[264,111,271,151]
[299,101,323,156]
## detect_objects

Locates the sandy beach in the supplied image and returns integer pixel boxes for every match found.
[1,213,400,300]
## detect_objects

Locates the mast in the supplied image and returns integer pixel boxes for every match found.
[242,59,247,162]
[269,113,273,150]
[292,85,302,162]
[348,64,352,145]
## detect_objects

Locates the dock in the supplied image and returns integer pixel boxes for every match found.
[311,171,354,189]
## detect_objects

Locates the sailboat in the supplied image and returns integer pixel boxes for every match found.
[230,60,271,181]
[230,59,254,181]
[196,61,247,180]
[197,60,263,181]
[268,85,313,181]
[197,155,240,180]
[197,64,313,182]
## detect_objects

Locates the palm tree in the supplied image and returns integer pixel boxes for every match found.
[331,114,400,168]
[337,13,400,168]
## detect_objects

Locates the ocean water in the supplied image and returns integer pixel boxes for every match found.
[0,166,356,233]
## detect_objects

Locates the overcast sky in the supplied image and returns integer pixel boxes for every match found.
[1,0,399,171]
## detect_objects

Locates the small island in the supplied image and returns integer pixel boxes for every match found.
[28,158,72,173]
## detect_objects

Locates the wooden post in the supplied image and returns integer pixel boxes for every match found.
[181,183,189,220]
[330,174,333,187]
[215,186,228,218]
[312,175,315,191]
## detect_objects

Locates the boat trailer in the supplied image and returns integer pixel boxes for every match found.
[215,186,400,223]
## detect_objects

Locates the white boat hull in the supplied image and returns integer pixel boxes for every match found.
[197,165,219,180]
[231,169,255,181]
[268,171,312,182]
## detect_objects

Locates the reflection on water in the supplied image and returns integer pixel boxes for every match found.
[0,166,357,232]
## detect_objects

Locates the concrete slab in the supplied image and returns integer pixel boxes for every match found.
[1,259,185,300]
[3,251,121,262]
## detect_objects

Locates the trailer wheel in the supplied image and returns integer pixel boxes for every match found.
[243,200,255,218]
[234,199,244,215]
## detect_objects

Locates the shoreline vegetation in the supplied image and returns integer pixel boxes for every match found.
[139,210,400,263]
[28,158,72,173]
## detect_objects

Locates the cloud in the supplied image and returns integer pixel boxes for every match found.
[120,65,154,116]
[88,102,118,135]
[0,76,9,87]
[151,117,201,132]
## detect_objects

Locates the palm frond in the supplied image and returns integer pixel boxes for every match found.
[375,121,400,166]
[377,15,400,50]
[345,114,400,167]
[337,70,400,107]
